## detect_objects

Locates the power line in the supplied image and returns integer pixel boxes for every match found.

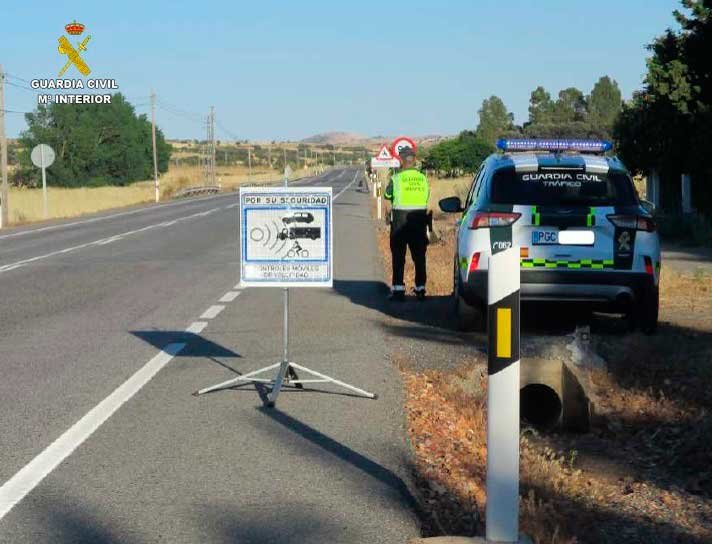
[1,109,30,114]
[5,80,35,93]
[5,72,32,84]
[155,98,203,122]
[215,119,240,141]
[156,103,204,124]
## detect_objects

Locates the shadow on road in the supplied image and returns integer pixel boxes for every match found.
[13,494,129,544]
[194,501,343,544]
[254,406,420,513]
[332,279,629,339]
[131,330,242,374]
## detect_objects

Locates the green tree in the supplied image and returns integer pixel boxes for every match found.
[475,96,514,145]
[15,94,171,188]
[552,87,587,124]
[614,0,712,213]
[528,86,554,125]
[422,131,494,177]
[587,76,623,132]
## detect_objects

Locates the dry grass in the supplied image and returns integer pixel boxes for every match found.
[401,356,578,542]
[374,184,712,542]
[6,164,314,225]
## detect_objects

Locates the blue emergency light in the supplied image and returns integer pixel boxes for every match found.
[496,138,613,153]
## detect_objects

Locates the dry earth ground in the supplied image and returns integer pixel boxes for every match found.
[371,177,712,543]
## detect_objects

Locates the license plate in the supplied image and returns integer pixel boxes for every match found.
[532,231,558,245]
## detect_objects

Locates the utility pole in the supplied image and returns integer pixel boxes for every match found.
[248,146,252,179]
[267,144,272,170]
[0,65,9,228]
[209,106,216,185]
[202,117,209,185]
[283,146,287,170]
[151,90,159,203]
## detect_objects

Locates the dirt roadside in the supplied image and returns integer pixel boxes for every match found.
[370,185,712,543]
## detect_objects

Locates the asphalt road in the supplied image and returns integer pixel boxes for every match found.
[0,168,419,543]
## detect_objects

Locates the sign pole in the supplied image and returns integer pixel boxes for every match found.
[486,246,521,543]
[30,144,55,221]
[270,168,293,406]
[41,146,48,219]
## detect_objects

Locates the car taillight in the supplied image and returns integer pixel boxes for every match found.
[606,214,656,232]
[469,212,521,229]
[469,252,481,273]
[644,256,654,275]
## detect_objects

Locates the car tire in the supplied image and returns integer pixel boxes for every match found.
[453,260,484,332]
[636,287,659,335]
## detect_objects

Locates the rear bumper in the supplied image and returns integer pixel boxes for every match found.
[461,269,656,308]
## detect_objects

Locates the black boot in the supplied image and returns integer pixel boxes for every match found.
[389,288,406,302]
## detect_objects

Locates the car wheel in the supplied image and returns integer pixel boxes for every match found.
[636,287,659,335]
[453,260,484,332]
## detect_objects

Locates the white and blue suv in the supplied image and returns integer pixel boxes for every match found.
[439,139,660,333]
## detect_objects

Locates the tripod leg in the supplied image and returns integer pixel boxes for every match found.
[194,362,282,396]
[267,360,290,407]
[287,365,303,389]
[289,363,377,399]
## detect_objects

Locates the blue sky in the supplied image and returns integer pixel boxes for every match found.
[2,0,680,140]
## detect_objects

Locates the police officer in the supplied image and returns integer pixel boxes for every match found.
[384,147,430,301]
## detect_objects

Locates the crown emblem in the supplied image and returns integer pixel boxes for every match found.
[65,20,85,36]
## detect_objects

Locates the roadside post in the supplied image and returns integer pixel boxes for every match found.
[30,144,55,220]
[370,144,400,222]
[195,166,376,407]
[486,245,521,543]
[377,180,382,220]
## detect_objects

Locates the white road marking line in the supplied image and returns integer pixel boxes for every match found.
[94,235,123,246]
[334,171,360,200]
[200,305,225,320]
[234,284,245,290]
[0,342,186,521]
[219,291,241,302]
[0,207,223,275]
[186,321,208,334]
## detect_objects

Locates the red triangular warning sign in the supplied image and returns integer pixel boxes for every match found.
[376,144,393,160]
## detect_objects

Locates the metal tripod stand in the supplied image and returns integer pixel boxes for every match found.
[195,288,377,407]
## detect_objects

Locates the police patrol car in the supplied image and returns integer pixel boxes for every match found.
[439,139,660,333]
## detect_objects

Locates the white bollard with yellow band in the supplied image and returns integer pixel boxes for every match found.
[486,245,521,543]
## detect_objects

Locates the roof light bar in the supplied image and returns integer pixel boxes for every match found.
[496,138,613,153]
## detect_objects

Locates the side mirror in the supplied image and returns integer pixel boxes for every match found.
[439,196,464,213]
[641,199,656,215]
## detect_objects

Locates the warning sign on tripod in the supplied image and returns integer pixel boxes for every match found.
[240,187,333,287]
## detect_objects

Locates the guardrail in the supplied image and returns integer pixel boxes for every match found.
[174,185,221,198]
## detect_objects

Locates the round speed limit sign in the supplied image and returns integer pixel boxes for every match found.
[390,136,417,160]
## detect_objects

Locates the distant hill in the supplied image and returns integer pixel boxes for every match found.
[300,132,450,148]
[300,132,370,145]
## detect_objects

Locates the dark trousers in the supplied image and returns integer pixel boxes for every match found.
[390,223,427,289]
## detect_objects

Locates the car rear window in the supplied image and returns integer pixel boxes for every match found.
[490,167,638,206]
